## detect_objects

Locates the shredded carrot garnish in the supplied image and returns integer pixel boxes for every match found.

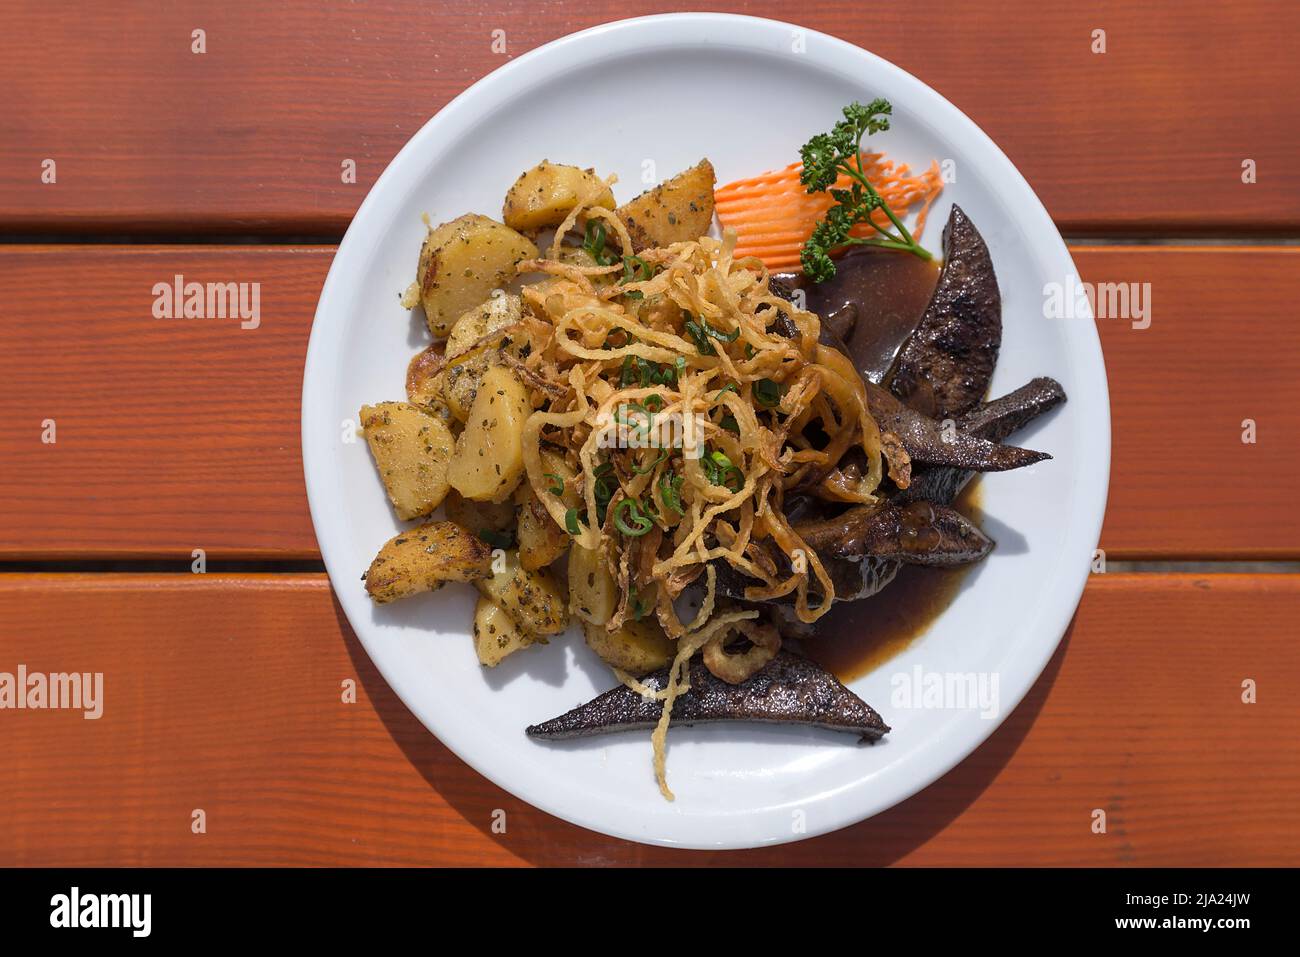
[714,154,944,272]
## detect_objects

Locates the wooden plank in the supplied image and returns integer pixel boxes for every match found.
[0,246,330,560]
[2,245,1296,560]
[1086,246,1300,559]
[0,572,1294,866]
[0,1,1295,234]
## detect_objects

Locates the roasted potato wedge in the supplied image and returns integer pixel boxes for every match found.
[514,482,568,571]
[502,161,615,232]
[443,491,516,540]
[472,595,533,667]
[474,550,569,638]
[584,618,675,676]
[365,520,492,603]
[405,345,454,421]
[359,401,454,520]
[416,214,537,338]
[568,542,616,626]
[447,364,532,503]
[444,293,524,422]
[617,159,716,251]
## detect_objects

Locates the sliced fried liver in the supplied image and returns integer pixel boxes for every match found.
[525,651,889,741]
[889,205,1001,417]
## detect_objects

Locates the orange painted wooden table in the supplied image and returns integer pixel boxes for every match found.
[2,1,1297,866]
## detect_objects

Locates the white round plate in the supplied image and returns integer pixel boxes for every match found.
[302,13,1109,849]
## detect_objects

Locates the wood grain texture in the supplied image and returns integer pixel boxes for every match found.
[1,0,1296,235]
[1086,246,1300,558]
[0,572,1295,866]
[2,245,1296,560]
[0,246,330,559]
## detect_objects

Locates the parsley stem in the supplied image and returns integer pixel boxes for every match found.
[838,156,930,260]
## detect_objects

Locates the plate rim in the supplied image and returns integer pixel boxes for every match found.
[302,12,1111,850]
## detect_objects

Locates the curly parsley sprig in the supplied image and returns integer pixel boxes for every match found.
[799,99,932,282]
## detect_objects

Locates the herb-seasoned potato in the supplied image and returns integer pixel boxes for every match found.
[474,549,569,638]
[473,596,533,667]
[584,619,675,676]
[502,161,615,232]
[447,364,532,503]
[617,159,716,251]
[416,214,537,338]
[444,293,524,422]
[365,520,492,603]
[359,401,454,520]
[515,482,568,571]
[568,542,616,626]
[405,345,455,422]
[443,491,516,541]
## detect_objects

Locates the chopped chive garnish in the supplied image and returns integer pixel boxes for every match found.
[684,313,739,355]
[620,255,653,299]
[629,586,649,620]
[614,498,654,537]
[702,449,744,491]
[684,317,715,356]
[702,321,740,343]
[658,471,684,516]
[754,378,783,408]
[583,219,616,266]
[631,448,668,475]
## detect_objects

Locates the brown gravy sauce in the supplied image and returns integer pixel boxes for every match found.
[782,247,973,682]
[781,246,942,382]
[803,482,983,682]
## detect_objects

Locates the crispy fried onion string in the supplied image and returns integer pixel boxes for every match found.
[512,225,887,797]
[522,230,883,623]
[652,609,759,800]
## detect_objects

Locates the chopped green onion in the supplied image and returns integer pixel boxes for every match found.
[714,382,738,401]
[629,586,649,620]
[583,219,615,266]
[684,317,715,356]
[754,378,783,408]
[702,449,744,491]
[614,498,653,537]
[617,401,654,437]
[591,462,614,523]
[621,356,681,388]
[620,255,653,299]
[619,355,641,387]
[544,473,564,496]
[564,508,583,535]
[658,471,684,516]
[702,320,740,344]
[631,448,668,475]
[684,313,740,355]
